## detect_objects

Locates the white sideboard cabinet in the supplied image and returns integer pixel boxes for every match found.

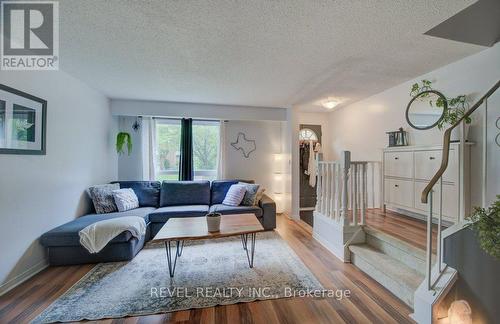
[383,143,471,224]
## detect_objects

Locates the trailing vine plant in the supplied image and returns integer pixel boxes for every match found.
[116,132,132,155]
[466,196,500,260]
[410,80,472,130]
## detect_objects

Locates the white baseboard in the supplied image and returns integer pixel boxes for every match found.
[0,259,48,296]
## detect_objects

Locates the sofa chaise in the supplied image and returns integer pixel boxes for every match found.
[40,180,276,266]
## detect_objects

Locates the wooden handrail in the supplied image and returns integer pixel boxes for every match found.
[421,80,500,203]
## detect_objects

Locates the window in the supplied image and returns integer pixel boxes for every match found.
[153,118,220,181]
[193,120,220,180]
[154,119,181,181]
[299,128,318,141]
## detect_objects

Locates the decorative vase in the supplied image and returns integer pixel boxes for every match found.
[206,213,222,232]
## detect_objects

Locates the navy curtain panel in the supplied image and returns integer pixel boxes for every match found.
[179,118,194,180]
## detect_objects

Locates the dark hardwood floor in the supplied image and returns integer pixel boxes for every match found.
[0,214,416,324]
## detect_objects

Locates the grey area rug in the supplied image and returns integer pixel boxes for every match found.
[33,231,323,323]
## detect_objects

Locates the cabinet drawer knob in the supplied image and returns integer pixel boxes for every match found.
[394,184,399,188]
[429,156,436,160]
[394,157,399,160]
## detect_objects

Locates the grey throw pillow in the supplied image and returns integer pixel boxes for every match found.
[238,182,261,206]
[112,188,139,212]
[88,183,120,214]
[253,187,266,206]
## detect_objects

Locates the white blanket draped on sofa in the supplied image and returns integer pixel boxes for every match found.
[79,216,146,253]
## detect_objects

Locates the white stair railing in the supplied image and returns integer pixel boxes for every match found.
[315,151,381,227]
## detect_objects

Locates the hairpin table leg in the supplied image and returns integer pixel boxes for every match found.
[242,233,256,268]
[241,234,248,250]
[165,240,183,277]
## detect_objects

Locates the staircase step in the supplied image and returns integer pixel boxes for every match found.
[349,244,424,307]
[364,226,427,258]
[364,226,435,276]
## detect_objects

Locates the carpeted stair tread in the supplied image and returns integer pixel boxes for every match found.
[349,243,424,307]
[364,226,430,260]
[364,226,437,276]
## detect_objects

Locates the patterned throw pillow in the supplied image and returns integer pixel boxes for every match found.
[253,187,266,206]
[238,182,261,206]
[112,188,139,212]
[88,184,120,214]
[222,184,247,206]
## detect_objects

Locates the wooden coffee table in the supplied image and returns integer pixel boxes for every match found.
[151,213,265,277]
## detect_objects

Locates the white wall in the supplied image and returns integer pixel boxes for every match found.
[117,116,144,180]
[224,120,284,207]
[111,99,287,121]
[288,108,300,219]
[282,108,294,216]
[0,71,117,294]
[328,44,500,206]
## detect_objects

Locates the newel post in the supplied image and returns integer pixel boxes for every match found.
[341,151,351,226]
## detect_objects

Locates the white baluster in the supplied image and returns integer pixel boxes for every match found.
[315,163,321,214]
[335,163,340,221]
[323,163,328,217]
[320,163,325,215]
[341,151,351,226]
[349,166,353,225]
[356,164,359,224]
[351,163,359,226]
[324,162,328,216]
[357,164,361,223]
[321,164,327,216]
[371,162,375,209]
[327,163,332,219]
[361,163,367,225]
[325,163,332,218]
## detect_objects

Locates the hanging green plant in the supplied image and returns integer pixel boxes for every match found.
[116,132,132,155]
[466,195,500,260]
[410,80,472,130]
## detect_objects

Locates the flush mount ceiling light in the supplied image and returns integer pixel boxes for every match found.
[322,99,340,109]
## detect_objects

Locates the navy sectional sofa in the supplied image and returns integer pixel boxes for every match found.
[40,180,276,266]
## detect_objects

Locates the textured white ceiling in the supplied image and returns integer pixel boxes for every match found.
[59,0,484,112]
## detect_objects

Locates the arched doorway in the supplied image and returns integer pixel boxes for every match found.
[299,125,322,226]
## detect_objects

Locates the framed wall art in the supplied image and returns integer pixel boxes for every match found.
[0,84,47,155]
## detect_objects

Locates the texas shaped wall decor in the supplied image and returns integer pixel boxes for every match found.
[231,132,256,158]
